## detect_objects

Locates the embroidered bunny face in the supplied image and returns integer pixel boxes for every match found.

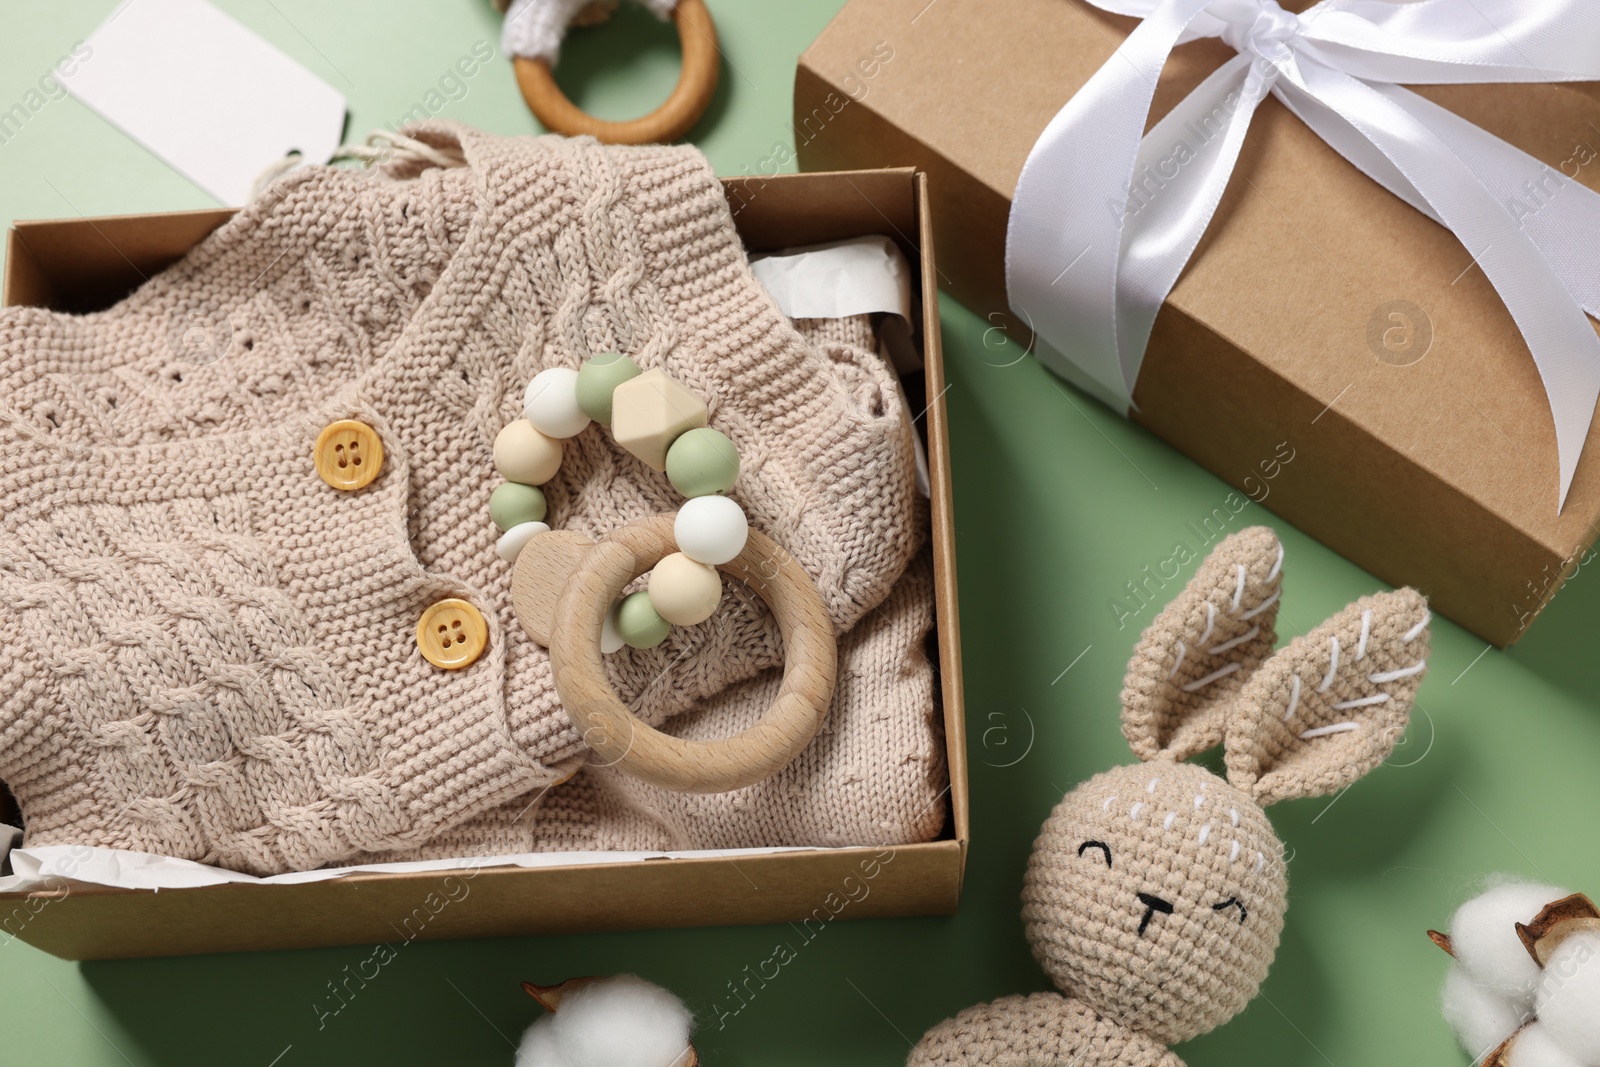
[1020,526,1430,1048]
[1024,762,1286,1044]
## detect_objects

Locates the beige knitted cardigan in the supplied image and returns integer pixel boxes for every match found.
[0,123,925,875]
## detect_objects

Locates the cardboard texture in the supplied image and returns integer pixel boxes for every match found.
[0,169,967,960]
[796,0,1600,646]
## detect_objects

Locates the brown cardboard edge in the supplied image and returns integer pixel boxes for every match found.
[6,842,962,961]
[0,171,967,956]
[914,172,968,862]
[4,229,51,310]
[6,209,237,313]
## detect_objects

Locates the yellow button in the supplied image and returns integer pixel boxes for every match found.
[314,420,384,491]
[416,599,489,670]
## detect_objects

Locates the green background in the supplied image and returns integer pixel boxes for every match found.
[2,2,1597,1064]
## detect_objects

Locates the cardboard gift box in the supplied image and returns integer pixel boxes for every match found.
[0,167,968,960]
[796,0,1600,646]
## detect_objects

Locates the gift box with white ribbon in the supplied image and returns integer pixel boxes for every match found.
[797,0,1600,646]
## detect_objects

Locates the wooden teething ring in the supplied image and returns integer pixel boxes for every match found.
[513,0,720,145]
[549,513,836,793]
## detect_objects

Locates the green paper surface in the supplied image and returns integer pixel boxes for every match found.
[1,2,1598,1064]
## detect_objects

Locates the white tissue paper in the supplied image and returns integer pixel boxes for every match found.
[0,823,19,870]
[750,235,913,326]
[0,842,828,893]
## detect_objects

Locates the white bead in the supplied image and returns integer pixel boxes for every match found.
[647,552,722,626]
[601,601,625,654]
[523,368,591,439]
[673,495,748,565]
[495,521,549,562]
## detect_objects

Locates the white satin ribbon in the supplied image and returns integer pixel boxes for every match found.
[1007,0,1600,508]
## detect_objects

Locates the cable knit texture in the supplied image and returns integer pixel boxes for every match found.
[0,123,926,875]
[360,548,943,860]
[908,528,1431,1066]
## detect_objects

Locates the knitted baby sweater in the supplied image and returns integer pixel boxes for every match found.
[0,123,922,874]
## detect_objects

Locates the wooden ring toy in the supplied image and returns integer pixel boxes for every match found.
[513,0,720,145]
[538,514,836,793]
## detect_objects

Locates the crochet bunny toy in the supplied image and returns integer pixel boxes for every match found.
[910,527,1431,1066]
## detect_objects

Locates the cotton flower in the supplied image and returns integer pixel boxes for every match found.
[516,974,696,1067]
[1436,880,1600,1066]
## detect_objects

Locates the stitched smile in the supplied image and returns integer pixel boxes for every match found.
[1136,892,1175,936]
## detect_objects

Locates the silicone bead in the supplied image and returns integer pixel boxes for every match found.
[601,601,626,654]
[665,427,740,497]
[610,368,708,471]
[575,351,643,425]
[494,419,563,485]
[615,590,670,649]
[647,552,722,626]
[673,495,748,565]
[490,482,547,530]
[523,367,591,438]
[495,520,549,562]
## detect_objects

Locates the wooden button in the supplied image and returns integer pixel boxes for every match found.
[314,420,384,491]
[416,599,489,670]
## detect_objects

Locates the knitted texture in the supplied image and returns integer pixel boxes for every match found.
[908,993,1181,1067]
[1224,589,1429,806]
[1022,762,1287,1046]
[500,0,675,63]
[0,124,923,874]
[910,528,1433,1066]
[360,548,942,859]
[1120,526,1281,763]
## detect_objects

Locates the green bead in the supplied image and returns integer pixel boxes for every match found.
[489,482,546,531]
[665,427,740,497]
[576,351,643,425]
[615,590,670,649]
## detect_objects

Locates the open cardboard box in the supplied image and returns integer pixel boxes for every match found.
[0,168,968,960]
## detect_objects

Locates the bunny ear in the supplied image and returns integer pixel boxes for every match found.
[1225,588,1430,805]
[1121,526,1284,762]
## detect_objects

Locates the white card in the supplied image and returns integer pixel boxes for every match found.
[60,0,346,205]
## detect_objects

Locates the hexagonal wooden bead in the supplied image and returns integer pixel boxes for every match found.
[609,368,708,471]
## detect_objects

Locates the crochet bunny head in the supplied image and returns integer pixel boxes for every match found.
[1022,527,1431,1046]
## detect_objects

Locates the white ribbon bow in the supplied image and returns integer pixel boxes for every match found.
[1007,0,1600,508]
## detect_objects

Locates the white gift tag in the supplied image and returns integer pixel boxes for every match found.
[60,0,346,206]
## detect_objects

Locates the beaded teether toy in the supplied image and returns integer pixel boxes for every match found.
[495,354,837,793]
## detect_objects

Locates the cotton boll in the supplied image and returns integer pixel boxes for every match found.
[1443,964,1532,1059]
[1535,930,1600,1061]
[1507,1021,1587,1067]
[516,975,694,1067]
[559,975,694,1067]
[1452,881,1571,1003]
[516,1020,570,1067]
